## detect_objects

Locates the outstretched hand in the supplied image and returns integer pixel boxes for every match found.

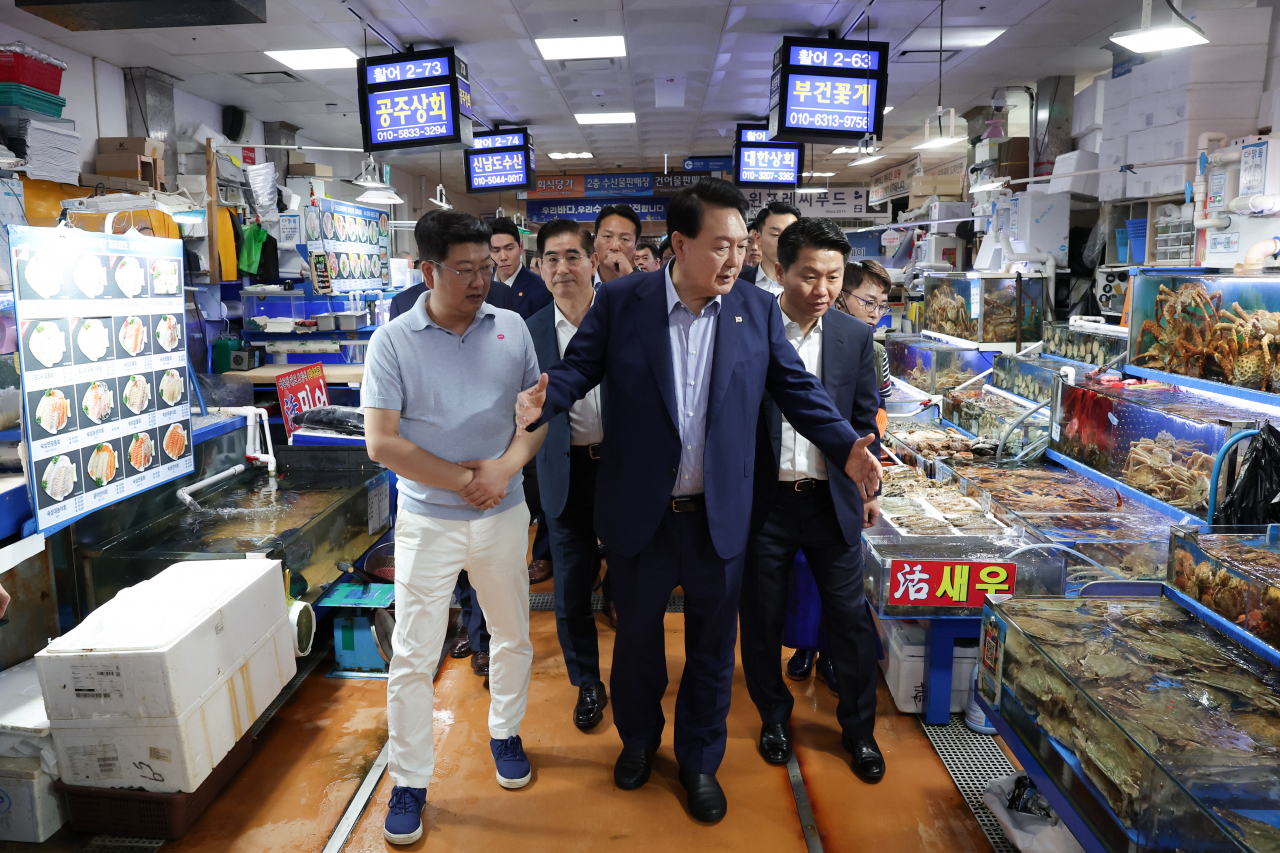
[516,373,549,430]
[458,459,509,510]
[843,433,882,500]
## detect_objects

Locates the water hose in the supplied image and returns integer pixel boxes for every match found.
[1206,428,1260,523]
[995,399,1051,463]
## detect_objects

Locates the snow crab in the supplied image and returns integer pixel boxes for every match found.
[1121,433,1214,511]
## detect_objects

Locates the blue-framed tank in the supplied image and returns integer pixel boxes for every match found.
[1043,320,1128,367]
[1170,524,1280,656]
[941,386,1048,456]
[922,272,1045,344]
[993,352,1095,405]
[886,333,994,394]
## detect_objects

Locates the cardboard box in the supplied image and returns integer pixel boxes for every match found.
[95,153,154,184]
[288,162,333,177]
[909,175,965,196]
[97,136,162,159]
[287,150,309,165]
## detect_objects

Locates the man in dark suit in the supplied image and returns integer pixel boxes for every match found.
[514,179,881,822]
[738,201,800,296]
[525,219,614,731]
[741,218,886,784]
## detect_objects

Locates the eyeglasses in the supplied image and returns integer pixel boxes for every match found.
[542,252,588,267]
[432,260,496,285]
[840,292,890,316]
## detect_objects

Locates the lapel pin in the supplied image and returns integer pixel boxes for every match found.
[735,316,742,322]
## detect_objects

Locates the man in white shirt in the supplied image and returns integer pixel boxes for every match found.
[740,217,886,785]
[525,219,614,731]
[737,202,801,296]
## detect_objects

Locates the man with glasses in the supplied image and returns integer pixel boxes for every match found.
[738,202,802,296]
[365,210,547,845]
[593,204,641,284]
[526,219,615,731]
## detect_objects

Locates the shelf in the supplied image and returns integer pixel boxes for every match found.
[193,415,246,446]
[1046,448,1203,524]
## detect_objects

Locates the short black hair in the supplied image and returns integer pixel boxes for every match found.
[635,241,658,257]
[776,218,851,271]
[414,209,491,264]
[658,236,673,258]
[667,178,748,239]
[489,216,521,244]
[844,260,892,295]
[536,218,594,256]
[750,208,767,233]
[759,201,802,227]
[594,204,641,240]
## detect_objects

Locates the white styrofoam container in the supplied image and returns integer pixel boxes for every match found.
[1125,164,1193,198]
[1157,44,1267,91]
[1129,100,1159,135]
[873,614,979,715]
[1098,171,1126,201]
[1107,71,1132,108]
[1156,83,1262,129]
[1048,150,1099,196]
[1126,61,1161,101]
[49,616,295,794]
[0,659,55,777]
[1077,129,1103,154]
[1128,126,1159,166]
[1099,135,1127,170]
[1148,118,1259,163]
[1259,89,1280,132]
[1102,105,1128,141]
[1189,6,1271,46]
[0,757,65,843]
[1072,78,1104,136]
[38,559,286,722]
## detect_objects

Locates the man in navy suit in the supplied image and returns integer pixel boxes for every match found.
[525,219,614,731]
[741,218,886,783]
[738,201,800,296]
[514,179,881,822]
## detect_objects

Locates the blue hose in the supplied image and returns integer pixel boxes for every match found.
[188,354,208,416]
[1207,428,1260,524]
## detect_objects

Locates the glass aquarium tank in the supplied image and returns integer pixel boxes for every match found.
[885,334,995,395]
[1043,320,1128,367]
[865,531,1065,618]
[877,463,1009,538]
[1128,272,1280,394]
[922,273,1045,344]
[85,446,390,606]
[952,464,1125,516]
[942,386,1049,456]
[1169,524,1280,653]
[982,595,1280,853]
[884,420,1001,470]
[1009,510,1173,582]
[1050,375,1268,515]
[884,376,938,420]
[993,352,1095,405]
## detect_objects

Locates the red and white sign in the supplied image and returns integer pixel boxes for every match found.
[241,147,257,165]
[888,560,1017,608]
[275,362,329,437]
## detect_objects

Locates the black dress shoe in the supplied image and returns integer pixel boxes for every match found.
[574,681,608,731]
[471,651,490,676]
[449,627,472,659]
[843,734,885,783]
[815,653,840,696]
[678,770,727,822]
[614,741,659,790]
[786,649,816,681]
[758,723,792,765]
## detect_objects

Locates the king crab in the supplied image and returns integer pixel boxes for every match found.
[1134,282,1222,375]
[1215,303,1280,390]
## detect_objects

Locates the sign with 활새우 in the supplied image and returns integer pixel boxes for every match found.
[275,362,330,437]
[887,560,1017,608]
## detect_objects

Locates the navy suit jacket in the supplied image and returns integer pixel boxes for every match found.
[527,301,607,518]
[389,279,512,320]
[528,267,863,560]
[751,309,881,546]
[506,266,552,320]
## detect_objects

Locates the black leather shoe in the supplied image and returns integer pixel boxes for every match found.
[843,734,885,783]
[471,651,490,676]
[614,741,659,790]
[449,627,472,658]
[786,649,816,681]
[678,770,727,822]
[815,653,840,696]
[758,723,792,765]
[574,682,608,731]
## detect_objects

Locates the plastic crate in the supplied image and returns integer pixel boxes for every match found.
[0,50,62,95]
[0,82,64,117]
[53,733,252,839]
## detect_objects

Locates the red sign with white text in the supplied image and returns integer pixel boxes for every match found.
[888,560,1017,608]
[241,147,256,165]
[275,362,329,436]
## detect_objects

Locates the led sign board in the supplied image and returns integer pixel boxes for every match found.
[768,36,889,145]
[358,46,473,153]
[465,147,532,193]
[734,124,801,189]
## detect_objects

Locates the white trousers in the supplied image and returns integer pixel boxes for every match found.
[387,503,533,788]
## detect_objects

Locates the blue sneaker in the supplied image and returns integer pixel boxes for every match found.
[491,735,531,789]
[383,785,426,845]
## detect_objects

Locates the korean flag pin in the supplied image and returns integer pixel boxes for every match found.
[735,316,742,322]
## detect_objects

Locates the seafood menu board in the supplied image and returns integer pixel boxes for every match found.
[8,225,194,533]
[302,199,390,293]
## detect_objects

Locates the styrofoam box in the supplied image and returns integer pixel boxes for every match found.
[1126,61,1161,101]
[1098,171,1126,202]
[1143,44,1267,92]
[1125,164,1193,198]
[1048,150,1099,196]
[1129,100,1159,135]
[50,616,295,793]
[873,614,979,715]
[0,756,65,842]
[1189,6,1271,47]
[38,559,286,722]
[1108,71,1132,108]
[1157,84,1262,128]
[1099,135,1127,170]
[1076,129,1103,154]
[1072,78,1104,137]
[0,659,55,777]
[1102,105,1128,141]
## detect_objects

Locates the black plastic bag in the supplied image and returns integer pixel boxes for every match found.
[293,405,365,435]
[1217,423,1280,525]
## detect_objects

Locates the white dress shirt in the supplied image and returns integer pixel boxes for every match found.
[755,264,783,297]
[553,297,605,446]
[778,308,827,481]
[503,267,521,288]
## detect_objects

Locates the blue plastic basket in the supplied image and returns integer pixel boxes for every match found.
[1125,218,1148,264]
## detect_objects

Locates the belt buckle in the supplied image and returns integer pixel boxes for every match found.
[589,444,602,460]
[793,479,814,492]
[671,497,696,513]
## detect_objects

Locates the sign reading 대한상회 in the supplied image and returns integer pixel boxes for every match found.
[734,125,802,190]
[8,224,195,533]
[887,560,1017,608]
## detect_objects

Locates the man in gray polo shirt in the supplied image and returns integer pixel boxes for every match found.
[364,210,547,846]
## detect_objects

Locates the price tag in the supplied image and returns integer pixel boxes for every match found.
[367,471,390,535]
[1051,422,1061,441]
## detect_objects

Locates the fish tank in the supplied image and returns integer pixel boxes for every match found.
[993,352,1095,405]
[877,463,1009,538]
[942,386,1049,457]
[922,273,1045,344]
[1050,375,1267,515]
[1128,272,1280,395]
[84,446,390,606]
[1169,524,1280,653]
[865,530,1066,618]
[886,334,995,395]
[884,420,1000,471]
[951,465,1126,516]
[981,594,1280,853]
[1043,320,1128,367]
[1009,510,1173,582]
[885,375,938,420]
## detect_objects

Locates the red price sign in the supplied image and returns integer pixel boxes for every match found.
[888,560,1017,608]
[275,362,329,437]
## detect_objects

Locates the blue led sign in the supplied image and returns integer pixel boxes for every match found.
[365,56,450,85]
[787,45,879,71]
[366,83,453,145]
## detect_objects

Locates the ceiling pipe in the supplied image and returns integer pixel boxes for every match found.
[341,0,405,53]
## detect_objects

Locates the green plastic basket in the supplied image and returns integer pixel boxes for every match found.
[0,82,64,117]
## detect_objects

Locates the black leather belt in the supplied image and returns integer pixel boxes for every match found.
[786,478,828,492]
[570,443,602,460]
[670,494,706,513]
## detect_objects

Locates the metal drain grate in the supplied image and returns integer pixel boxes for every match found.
[528,593,684,612]
[82,838,165,853]
[923,714,1019,853]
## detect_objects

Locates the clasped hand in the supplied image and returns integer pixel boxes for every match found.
[458,458,510,510]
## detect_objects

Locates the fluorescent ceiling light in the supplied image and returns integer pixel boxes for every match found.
[802,171,836,177]
[357,188,404,205]
[913,136,965,150]
[899,27,1005,50]
[548,152,594,159]
[536,36,626,61]
[264,48,358,70]
[883,106,894,114]
[794,187,826,194]
[575,112,635,125]
[971,178,1009,192]
[1110,23,1207,52]
[851,154,885,166]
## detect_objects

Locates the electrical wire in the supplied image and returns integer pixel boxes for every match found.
[1165,0,1206,33]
